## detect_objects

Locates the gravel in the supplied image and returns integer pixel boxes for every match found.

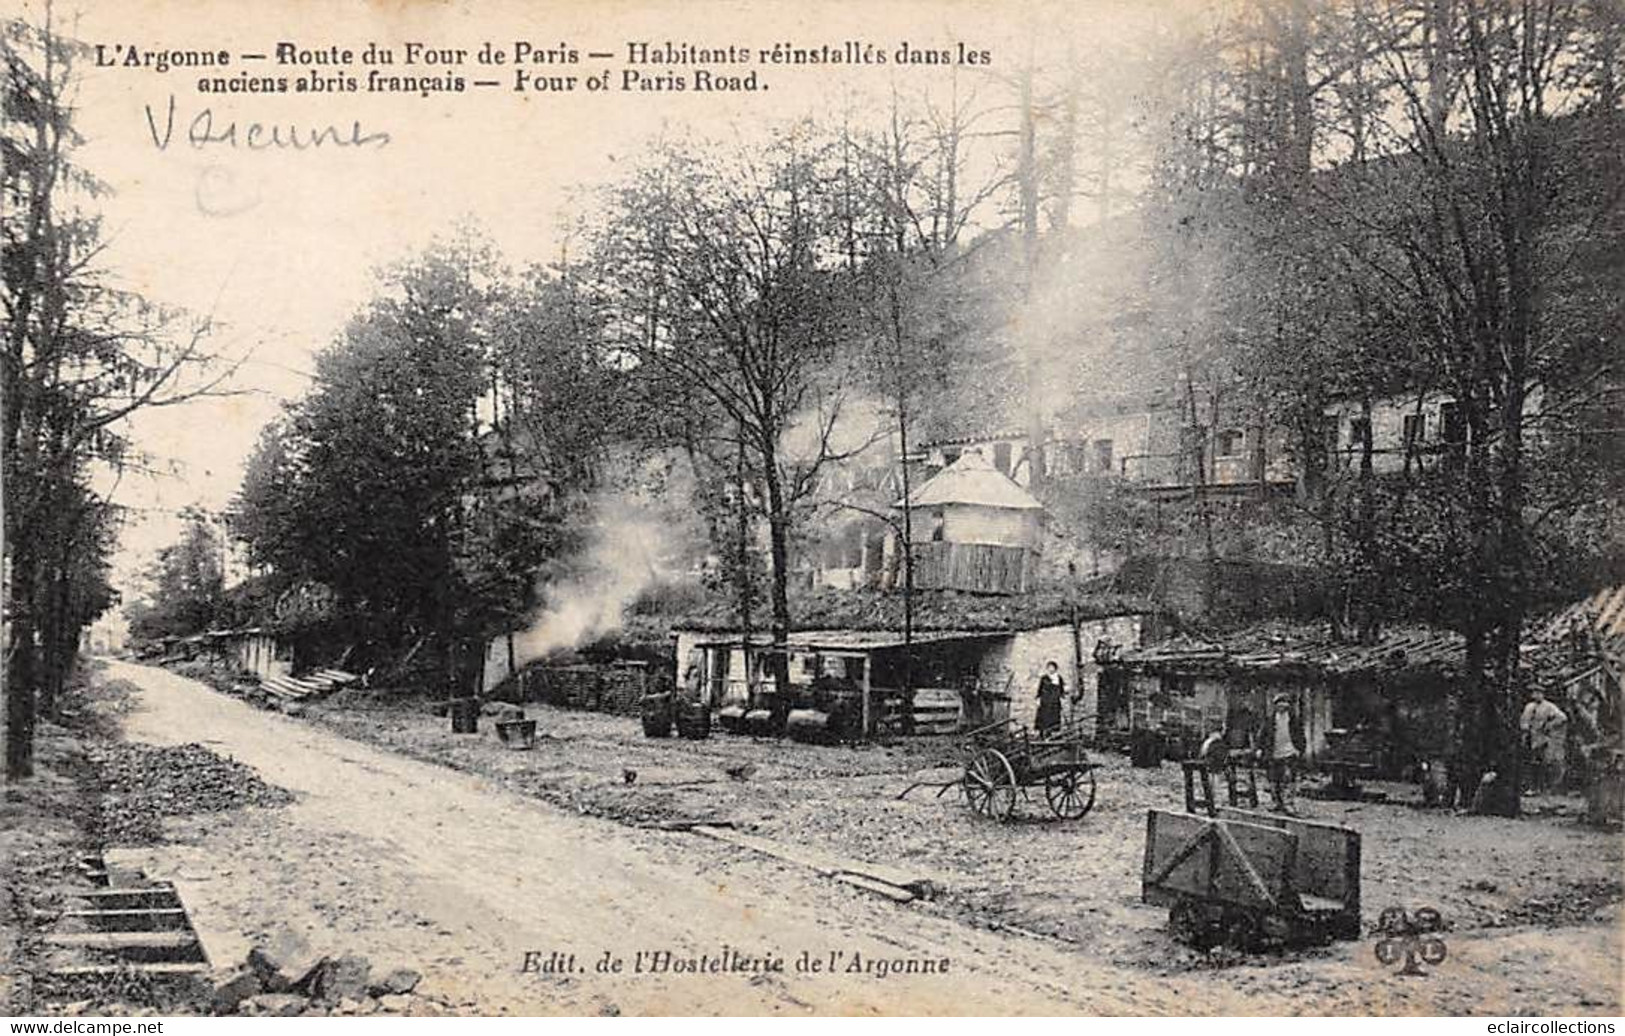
[87,741,296,844]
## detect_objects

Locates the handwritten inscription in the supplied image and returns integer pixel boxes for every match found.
[144,94,391,151]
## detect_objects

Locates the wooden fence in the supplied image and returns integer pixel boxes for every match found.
[907,542,1034,595]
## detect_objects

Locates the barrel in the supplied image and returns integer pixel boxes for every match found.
[640,692,673,738]
[676,701,712,740]
[717,706,748,734]
[449,697,479,734]
[786,708,830,743]
[1130,728,1164,768]
[496,718,537,750]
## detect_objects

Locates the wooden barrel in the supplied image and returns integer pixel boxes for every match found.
[1587,768,1625,827]
[676,701,711,740]
[449,697,479,734]
[640,692,673,738]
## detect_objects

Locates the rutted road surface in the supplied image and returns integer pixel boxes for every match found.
[100,661,1622,1016]
[103,660,1132,1014]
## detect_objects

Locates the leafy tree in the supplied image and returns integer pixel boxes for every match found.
[3,10,226,777]
[232,236,610,688]
[125,510,226,645]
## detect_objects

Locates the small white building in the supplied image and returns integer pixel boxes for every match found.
[901,449,1045,548]
[891,451,1045,595]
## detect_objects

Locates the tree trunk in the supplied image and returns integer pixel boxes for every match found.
[897,375,915,736]
[5,571,39,780]
[1018,57,1047,494]
[760,453,794,730]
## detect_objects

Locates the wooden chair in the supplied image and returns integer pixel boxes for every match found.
[1181,759,1216,815]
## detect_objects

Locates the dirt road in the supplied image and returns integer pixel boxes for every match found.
[100,661,1621,1016]
[101,660,1145,1014]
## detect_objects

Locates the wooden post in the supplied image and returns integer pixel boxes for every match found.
[862,653,873,738]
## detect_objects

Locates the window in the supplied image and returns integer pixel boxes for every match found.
[1348,416,1373,451]
[1440,403,1465,444]
[1216,429,1245,458]
[1066,442,1089,474]
[1093,438,1114,474]
[1439,402,1466,467]
[1402,412,1426,454]
[1182,424,1207,480]
[993,441,1013,475]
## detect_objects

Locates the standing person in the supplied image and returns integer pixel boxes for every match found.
[1520,689,1569,794]
[1260,694,1306,814]
[1035,661,1065,735]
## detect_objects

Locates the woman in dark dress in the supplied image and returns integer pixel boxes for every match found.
[1036,661,1065,734]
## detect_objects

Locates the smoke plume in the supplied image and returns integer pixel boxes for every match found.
[510,493,668,665]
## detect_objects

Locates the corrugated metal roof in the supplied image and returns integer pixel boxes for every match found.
[895,451,1044,511]
[1109,624,1465,678]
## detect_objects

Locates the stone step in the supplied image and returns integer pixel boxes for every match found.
[47,962,210,979]
[46,931,199,950]
[47,908,192,932]
[65,887,182,910]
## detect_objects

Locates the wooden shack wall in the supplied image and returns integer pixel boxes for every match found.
[1107,670,1335,759]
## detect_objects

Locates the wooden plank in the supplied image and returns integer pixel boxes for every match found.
[690,825,937,898]
[834,873,916,903]
[691,825,842,876]
[47,931,199,950]
[1145,817,1213,890]
[1216,807,1360,910]
[1213,819,1281,910]
[1208,817,1297,910]
[48,962,209,978]
[1144,809,1298,911]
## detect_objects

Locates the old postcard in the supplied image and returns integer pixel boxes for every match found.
[2,0,1622,1020]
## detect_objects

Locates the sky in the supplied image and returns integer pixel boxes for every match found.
[23,0,1177,601]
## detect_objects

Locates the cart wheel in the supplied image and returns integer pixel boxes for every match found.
[962,755,992,815]
[1221,910,1263,953]
[964,749,1017,821]
[1169,900,1212,949]
[1044,768,1097,819]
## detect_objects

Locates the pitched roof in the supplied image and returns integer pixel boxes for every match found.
[1539,585,1625,654]
[679,629,1008,652]
[897,450,1044,511]
[670,586,1152,634]
[1103,622,1466,679]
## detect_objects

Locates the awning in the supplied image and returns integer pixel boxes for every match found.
[683,628,1008,653]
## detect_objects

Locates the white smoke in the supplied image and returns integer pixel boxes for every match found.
[510,493,668,665]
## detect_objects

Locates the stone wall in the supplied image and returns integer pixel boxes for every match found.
[978,614,1143,736]
[503,663,655,716]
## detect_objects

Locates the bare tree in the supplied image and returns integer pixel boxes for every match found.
[590,128,864,715]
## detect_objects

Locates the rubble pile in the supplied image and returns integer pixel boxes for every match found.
[88,742,295,844]
[214,941,452,1017]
